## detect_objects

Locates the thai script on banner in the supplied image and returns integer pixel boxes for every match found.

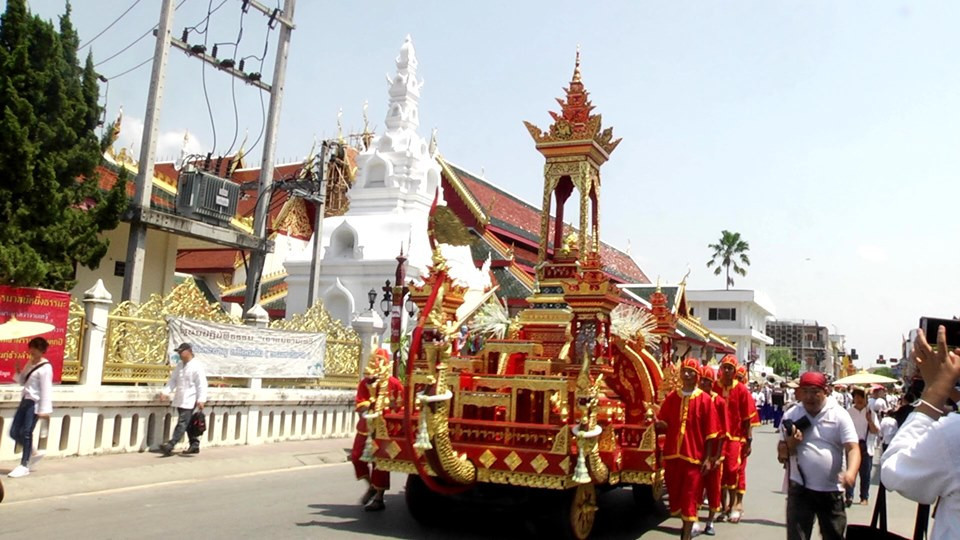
[167,317,326,378]
[0,285,69,384]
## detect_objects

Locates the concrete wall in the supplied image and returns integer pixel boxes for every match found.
[71,224,179,301]
[0,386,355,462]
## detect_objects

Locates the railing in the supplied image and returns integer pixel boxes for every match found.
[61,299,85,383]
[0,387,356,461]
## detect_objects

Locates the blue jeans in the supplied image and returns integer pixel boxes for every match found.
[10,398,38,467]
[845,440,872,501]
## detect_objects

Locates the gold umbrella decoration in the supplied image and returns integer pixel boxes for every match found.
[833,370,898,386]
[0,316,55,342]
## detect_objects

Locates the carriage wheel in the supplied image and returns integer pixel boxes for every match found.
[568,484,598,540]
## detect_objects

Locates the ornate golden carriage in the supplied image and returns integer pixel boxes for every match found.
[359,53,688,539]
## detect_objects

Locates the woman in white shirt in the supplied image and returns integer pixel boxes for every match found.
[882,326,960,540]
[8,337,53,478]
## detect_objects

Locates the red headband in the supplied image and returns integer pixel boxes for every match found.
[799,371,827,389]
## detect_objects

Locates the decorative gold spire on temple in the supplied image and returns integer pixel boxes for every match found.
[572,44,582,83]
[522,46,622,157]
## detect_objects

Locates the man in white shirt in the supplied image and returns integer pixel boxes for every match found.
[778,371,859,540]
[158,343,208,456]
[845,387,878,506]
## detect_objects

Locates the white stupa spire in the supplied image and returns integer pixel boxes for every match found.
[384,34,423,132]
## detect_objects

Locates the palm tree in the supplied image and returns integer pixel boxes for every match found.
[706,230,751,290]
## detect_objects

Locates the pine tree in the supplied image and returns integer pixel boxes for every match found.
[0,0,127,290]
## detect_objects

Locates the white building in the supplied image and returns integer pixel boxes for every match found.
[285,36,488,327]
[686,289,776,373]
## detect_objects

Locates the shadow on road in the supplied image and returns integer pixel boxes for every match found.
[300,487,670,539]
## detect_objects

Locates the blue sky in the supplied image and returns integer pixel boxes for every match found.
[17,1,960,366]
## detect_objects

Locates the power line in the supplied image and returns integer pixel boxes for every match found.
[105,56,153,80]
[223,4,247,156]
[79,0,143,50]
[199,0,218,154]
[93,0,189,68]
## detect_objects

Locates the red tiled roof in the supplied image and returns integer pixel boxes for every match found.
[176,249,239,273]
[95,164,176,212]
[441,162,649,284]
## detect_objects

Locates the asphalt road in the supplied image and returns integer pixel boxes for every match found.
[0,426,924,539]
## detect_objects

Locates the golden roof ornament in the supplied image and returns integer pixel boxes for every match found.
[522,46,622,156]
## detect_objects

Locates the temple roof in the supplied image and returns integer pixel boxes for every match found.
[439,159,649,284]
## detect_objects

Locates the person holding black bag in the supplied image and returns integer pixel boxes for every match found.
[157,343,208,456]
[7,337,53,478]
[778,371,860,540]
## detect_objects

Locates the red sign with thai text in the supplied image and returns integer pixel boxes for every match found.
[0,285,70,383]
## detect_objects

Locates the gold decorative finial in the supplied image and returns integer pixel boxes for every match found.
[572,44,582,83]
[655,275,661,292]
[362,100,369,131]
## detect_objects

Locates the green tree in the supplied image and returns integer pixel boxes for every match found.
[872,366,896,379]
[0,0,127,290]
[706,230,751,290]
[767,347,800,379]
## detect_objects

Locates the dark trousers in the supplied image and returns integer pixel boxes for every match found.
[845,440,871,501]
[773,405,785,428]
[10,399,38,467]
[787,482,847,540]
[168,407,200,449]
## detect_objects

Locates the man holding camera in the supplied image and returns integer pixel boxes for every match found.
[779,371,860,540]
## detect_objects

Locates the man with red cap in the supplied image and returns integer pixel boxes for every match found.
[713,354,754,523]
[778,371,859,540]
[735,364,761,511]
[351,349,404,511]
[655,358,720,539]
[698,364,727,536]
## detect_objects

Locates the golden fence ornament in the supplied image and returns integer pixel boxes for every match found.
[61,298,85,382]
[269,300,362,386]
[103,279,239,384]
[101,279,361,387]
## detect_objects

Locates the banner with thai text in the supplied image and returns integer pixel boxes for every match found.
[0,285,70,384]
[167,317,325,378]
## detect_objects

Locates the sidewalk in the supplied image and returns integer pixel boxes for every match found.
[0,437,352,504]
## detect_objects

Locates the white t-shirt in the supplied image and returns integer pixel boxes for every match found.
[162,360,208,409]
[870,396,889,416]
[846,404,877,456]
[879,416,899,445]
[781,399,858,492]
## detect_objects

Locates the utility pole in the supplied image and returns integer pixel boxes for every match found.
[243,0,297,314]
[120,0,176,303]
[306,140,330,308]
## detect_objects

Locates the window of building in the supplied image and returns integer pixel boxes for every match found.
[708,308,736,321]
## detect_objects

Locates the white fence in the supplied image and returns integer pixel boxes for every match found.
[0,386,356,462]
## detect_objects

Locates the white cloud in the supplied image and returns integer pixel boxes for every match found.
[856,244,888,263]
[114,115,205,163]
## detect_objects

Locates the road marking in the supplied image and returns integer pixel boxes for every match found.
[1,462,349,507]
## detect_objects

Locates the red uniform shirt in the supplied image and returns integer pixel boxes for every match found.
[355,376,404,435]
[710,391,729,443]
[714,379,753,442]
[746,390,761,428]
[657,387,720,465]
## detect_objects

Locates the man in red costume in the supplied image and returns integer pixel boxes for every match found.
[699,364,727,536]
[713,354,754,524]
[351,349,404,511]
[735,364,761,512]
[656,358,720,540]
